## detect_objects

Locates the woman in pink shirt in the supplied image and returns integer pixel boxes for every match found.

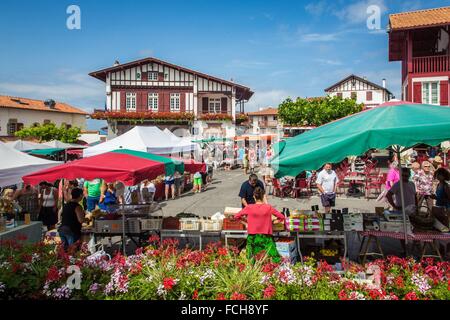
[235,187,285,263]
[385,161,400,190]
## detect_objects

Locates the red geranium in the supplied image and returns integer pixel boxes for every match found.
[46,266,61,282]
[217,247,228,256]
[192,290,199,300]
[404,291,419,300]
[216,293,226,300]
[163,278,176,291]
[263,285,276,299]
[230,292,247,300]
[394,276,404,288]
[338,289,348,300]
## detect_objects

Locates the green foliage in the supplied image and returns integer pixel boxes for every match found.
[278,96,364,127]
[15,123,81,143]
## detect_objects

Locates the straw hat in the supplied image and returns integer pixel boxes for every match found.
[434,156,443,163]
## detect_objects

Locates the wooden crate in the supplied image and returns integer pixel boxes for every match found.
[180,218,200,231]
[162,217,180,230]
[223,217,245,230]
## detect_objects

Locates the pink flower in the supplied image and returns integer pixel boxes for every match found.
[230,292,247,300]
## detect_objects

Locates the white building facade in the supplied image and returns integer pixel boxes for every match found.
[325,74,393,107]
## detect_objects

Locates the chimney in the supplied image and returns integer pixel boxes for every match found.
[44,99,56,109]
[382,78,386,88]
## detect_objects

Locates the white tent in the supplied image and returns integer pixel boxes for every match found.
[43,140,86,149]
[0,142,61,187]
[83,126,198,158]
[5,140,49,152]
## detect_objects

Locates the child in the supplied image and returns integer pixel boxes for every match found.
[193,171,203,193]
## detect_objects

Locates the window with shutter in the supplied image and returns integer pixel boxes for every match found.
[366,91,373,101]
[202,97,209,113]
[221,97,228,113]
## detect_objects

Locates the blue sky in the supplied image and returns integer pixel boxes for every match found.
[0,0,448,129]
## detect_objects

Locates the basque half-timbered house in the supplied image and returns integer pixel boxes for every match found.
[325,75,393,108]
[89,57,253,137]
[388,6,450,105]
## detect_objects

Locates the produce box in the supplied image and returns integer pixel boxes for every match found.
[343,213,364,231]
[180,218,201,231]
[275,239,298,264]
[201,219,222,232]
[323,214,344,231]
[223,217,245,230]
[379,220,412,234]
[140,217,163,230]
[162,217,180,230]
[224,207,242,216]
[288,218,323,232]
[94,218,141,234]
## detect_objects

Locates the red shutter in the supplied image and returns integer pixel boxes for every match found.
[221,97,228,113]
[440,80,448,106]
[366,91,372,101]
[202,97,209,113]
[142,72,148,81]
[158,72,164,82]
[180,93,186,112]
[120,91,126,112]
[413,82,422,103]
[136,92,142,112]
[164,93,171,112]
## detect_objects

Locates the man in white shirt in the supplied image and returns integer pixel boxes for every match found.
[386,167,417,215]
[316,163,339,213]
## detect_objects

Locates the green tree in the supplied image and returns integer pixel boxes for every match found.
[278,96,364,127]
[15,123,81,143]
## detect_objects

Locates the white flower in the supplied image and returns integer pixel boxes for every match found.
[199,269,215,285]
[157,284,166,297]
[31,253,40,263]
[411,273,431,294]
[178,292,187,300]
[0,282,5,293]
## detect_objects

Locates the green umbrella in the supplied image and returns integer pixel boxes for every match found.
[271,102,450,247]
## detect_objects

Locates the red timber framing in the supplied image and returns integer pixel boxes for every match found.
[388,7,450,106]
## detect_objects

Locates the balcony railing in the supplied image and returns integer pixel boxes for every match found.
[258,120,278,127]
[412,55,450,74]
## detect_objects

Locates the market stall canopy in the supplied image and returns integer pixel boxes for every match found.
[271,103,450,178]
[83,126,198,157]
[27,148,65,156]
[170,157,206,173]
[0,142,61,187]
[113,149,184,176]
[5,140,48,152]
[22,149,166,186]
[43,140,86,149]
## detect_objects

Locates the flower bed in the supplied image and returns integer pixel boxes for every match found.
[0,237,449,300]
[90,111,195,123]
[199,113,233,122]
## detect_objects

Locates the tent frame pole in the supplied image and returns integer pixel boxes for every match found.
[122,200,126,256]
[395,147,409,255]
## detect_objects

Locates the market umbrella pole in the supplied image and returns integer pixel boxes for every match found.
[395,147,409,255]
[122,201,126,256]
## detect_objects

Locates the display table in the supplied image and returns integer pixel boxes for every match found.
[160,230,221,250]
[358,230,450,263]
[0,221,43,244]
[294,231,348,263]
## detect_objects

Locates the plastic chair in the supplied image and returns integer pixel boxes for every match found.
[292,178,311,198]
[272,178,290,198]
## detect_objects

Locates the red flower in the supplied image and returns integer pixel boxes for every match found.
[230,292,247,300]
[148,234,160,245]
[135,247,144,256]
[263,285,276,299]
[237,263,246,272]
[130,262,143,275]
[216,293,226,300]
[404,291,419,300]
[447,280,450,291]
[163,278,176,291]
[394,276,404,288]
[21,254,32,263]
[218,247,228,256]
[46,266,61,282]
[262,262,278,274]
[338,289,348,300]
[192,290,199,300]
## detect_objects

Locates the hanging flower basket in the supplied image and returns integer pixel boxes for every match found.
[90,111,195,123]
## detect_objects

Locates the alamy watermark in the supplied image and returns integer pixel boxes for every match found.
[66,5,81,30]
[366,4,381,31]
[66,265,82,290]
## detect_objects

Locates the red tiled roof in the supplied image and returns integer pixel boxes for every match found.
[389,6,450,31]
[247,107,278,116]
[0,95,88,115]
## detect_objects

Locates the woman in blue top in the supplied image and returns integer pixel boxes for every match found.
[432,168,450,208]
[99,183,117,211]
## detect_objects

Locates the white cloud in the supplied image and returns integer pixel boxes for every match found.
[314,58,343,66]
[246,89,295,111]
[299,32,340,42]
[305,1,327,16]
[334,0,387,24]
[0,70,104,112]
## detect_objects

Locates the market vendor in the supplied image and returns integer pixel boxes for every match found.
[235,187,285,263]
[59,188,91,251]
[238,174,266,208]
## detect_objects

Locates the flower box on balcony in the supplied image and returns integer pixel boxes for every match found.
[90,111,195,123]
[199,114,233,122]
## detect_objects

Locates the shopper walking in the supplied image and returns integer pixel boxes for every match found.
[38,181,59,230]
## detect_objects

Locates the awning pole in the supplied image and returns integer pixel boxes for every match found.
[396,147,409,254]
[122,199,126,256]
